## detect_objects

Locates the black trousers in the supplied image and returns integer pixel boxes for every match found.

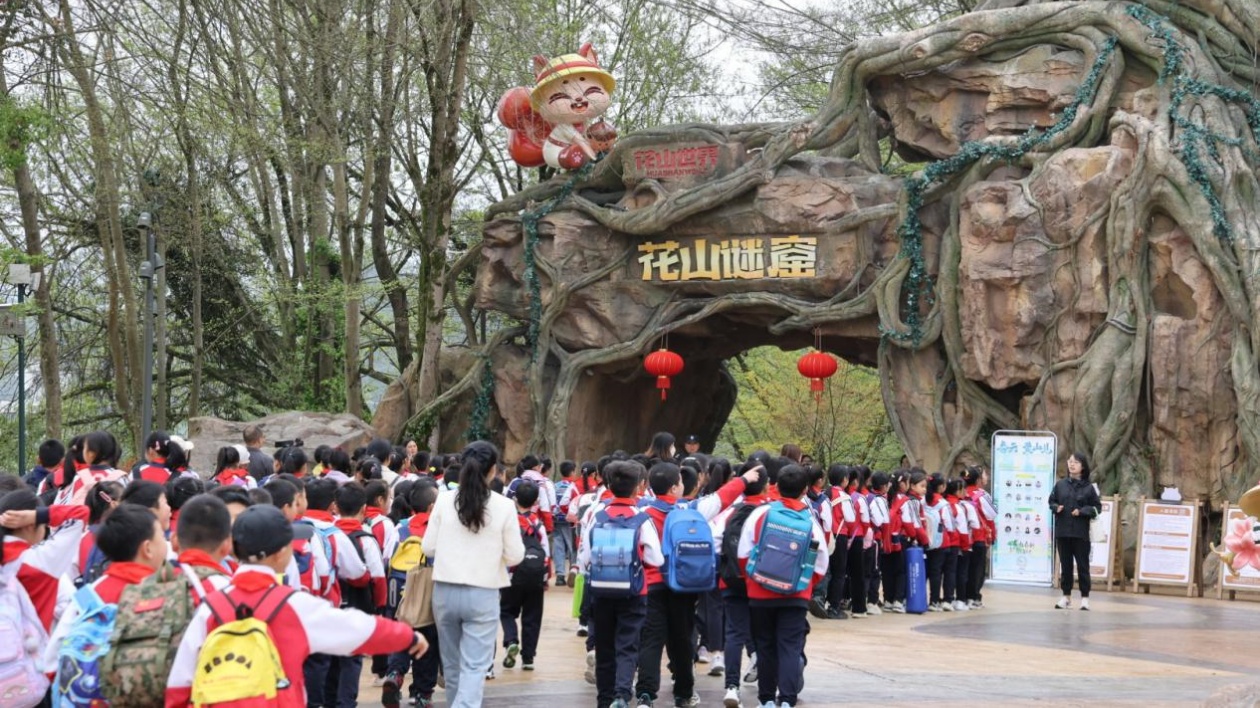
[386,624,441,698]
[864,545,881,606]
[844,538,867,614]
[636,588,698,702]
[880,549,903,603]
[722,590,752,690]
[593,594,647,706]
[696,585,725,652]
[499,583,545,662]
[955,549,971,604]
[926,548,943,604]
[941,547,960,602]
[967,542,989,602]
[1058,536,1092,597]
[749,603,809,707]
[824,537,849,609]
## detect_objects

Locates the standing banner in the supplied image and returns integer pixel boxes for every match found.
[1089,497,1119,588]
[1133,500,1200,597]
[990,430,1057,586]
[1219,503,1260,599]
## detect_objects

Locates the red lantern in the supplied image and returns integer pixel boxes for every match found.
[797,350,838,401]
[644,348,684,401]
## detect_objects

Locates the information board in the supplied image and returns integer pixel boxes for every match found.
[1089,497,1117,581]
[990,430,1057,586]
[1219,504,1260,595]
[1134,500,1199,594]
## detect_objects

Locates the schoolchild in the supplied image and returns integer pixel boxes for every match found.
[866,472,892,613]
[823,465,855,619]
[634,462,755,708]
[165,505,429,707]
[0,489,90,631]
[963,466,997,607]
[924,474,957,612]
[382,481,443,708]
[718,462,770,708]
[500,481,550,672]
[948,478,979,612]
[844,469,869,617]
[736,465,828,708]
[880,472,908,612]
[578,460,663,708]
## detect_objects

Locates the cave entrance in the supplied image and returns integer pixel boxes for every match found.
[712,346,901,467]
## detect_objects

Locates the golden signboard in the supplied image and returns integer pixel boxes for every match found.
[636,236,817,282]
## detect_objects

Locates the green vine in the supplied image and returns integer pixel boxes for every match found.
[521,162,596,359]
[465,353,496,442]
[883,35,1120,345]
[1127,4,1260,244]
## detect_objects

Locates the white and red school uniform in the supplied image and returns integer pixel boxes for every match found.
[869,493,891,550]
[50,466,129,507]
[1,504,89,631]
[213,466,257,490]
[164,564,418,707]
[299,510,370,606]
[640,477,747,590]
[335,518,387,608]
[735,498,829,605]
[828,487,856,547]
[848,487,870,548]
[946,495,971,551]
[575,497,664,596]
[901,492,930,547]
[515,469,559,533]
[966,486,997,544]
[929,496,959,549]
[883,493,907,553]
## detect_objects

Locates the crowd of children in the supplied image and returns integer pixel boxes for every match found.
[0,428,997,708]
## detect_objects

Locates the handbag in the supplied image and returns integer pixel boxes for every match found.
[395,562,436,628]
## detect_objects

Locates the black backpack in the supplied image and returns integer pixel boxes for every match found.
[339,530,378,614]
[719,503,759,594]
[511,519,548,587]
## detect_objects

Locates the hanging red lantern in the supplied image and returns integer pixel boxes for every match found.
[644,348,684,401]
[797,350,838,401]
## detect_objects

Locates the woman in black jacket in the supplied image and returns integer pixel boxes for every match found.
[1048,452,1101,610]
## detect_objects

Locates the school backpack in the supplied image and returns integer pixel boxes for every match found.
[719,502,759,593]
[190,586,293,706]
[745,502,818,595]
[654,500,717,594]
[77,539,110,589]
[339,530,378,614]
[53,585,114,708]
[100,563,209,708]
[390,533,435,628]
[924,503,945,550]
[588,509,649,597]
[296,519,338,571]
[511,516,548,588]
[0,562,49,708]
[291,537,318,593]
[555,479,574,516]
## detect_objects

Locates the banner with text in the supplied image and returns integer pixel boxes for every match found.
[1090,498,1116,580]
[1135,501,1198,587]
[990,431,1057,586]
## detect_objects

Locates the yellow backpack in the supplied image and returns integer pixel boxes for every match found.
[190,586,293,706]
[389,535,426,575]
[389,535,435,628]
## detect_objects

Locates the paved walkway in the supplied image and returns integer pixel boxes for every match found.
[358,584,1260,707]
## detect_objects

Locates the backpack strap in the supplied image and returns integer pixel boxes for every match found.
[179,563,208,602]
[254,584,295,623]
[203,591,238,627]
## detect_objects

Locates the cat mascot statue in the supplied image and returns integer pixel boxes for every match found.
[497,42,618,170]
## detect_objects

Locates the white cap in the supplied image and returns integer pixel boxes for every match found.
[170,434,194,452]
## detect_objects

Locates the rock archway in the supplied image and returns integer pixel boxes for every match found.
[443,0,1260,511]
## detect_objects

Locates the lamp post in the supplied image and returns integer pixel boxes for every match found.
[137,212,159,445]
[5,264,36,476]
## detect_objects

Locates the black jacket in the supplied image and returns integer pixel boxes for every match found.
[1048,477,1100,539]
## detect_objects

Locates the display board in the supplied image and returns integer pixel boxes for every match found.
[990,430,1057,586]
[1133,500,1200,597]
[1089,497,1120,588]
[1219,503,1260,599]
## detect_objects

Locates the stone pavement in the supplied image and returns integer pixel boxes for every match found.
[358,584,1260,707]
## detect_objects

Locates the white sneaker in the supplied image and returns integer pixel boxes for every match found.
[1080,598,1091,611]
[760,702,777,708]
[742,655,758,685]
[972,600,984,609]
[953,600,970,612]
[882,601,895,612]
[723,686,742,708]
[709,653,725,676]
[485,667,495,680]
[696,647,713,664]
[585,649,596,685]
[1055,596,1071,609]
[927,602,941,612]
[866,604,882,615]
[941,601,954,612]
[892,601,906,613]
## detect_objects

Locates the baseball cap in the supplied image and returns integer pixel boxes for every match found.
[684,434,700,444]
[232,505,294,563]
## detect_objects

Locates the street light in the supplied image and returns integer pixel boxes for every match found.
[4,264,36,476]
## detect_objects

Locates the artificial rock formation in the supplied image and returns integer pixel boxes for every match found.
[445,0,1260,509]
[188,411,376,473]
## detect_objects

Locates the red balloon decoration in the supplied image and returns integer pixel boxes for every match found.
[797,350,838,401]
[644,348,684,401]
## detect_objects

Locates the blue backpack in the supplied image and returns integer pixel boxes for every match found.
[296,519,338,569]
[746,503,818,595]
[53,586,117,707]
[588,509,649,598]
[652,500,717,594]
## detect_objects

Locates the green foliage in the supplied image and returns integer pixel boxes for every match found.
[521,161,594,357]
[717,347,902,469]
[465,353,495,442]
[0,96,50,170]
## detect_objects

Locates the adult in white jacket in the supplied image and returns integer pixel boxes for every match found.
[422,441,525,708]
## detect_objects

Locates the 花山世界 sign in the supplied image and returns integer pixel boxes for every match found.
[636,236,818,282]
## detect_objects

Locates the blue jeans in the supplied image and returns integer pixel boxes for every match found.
[304,653,331,708]
[433,582,499,708]
[722,591,752,689]
[552,521,576,578]
[334,655,363,708]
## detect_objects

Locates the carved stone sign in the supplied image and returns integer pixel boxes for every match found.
[623,142,744,185]
[635,235,819,282]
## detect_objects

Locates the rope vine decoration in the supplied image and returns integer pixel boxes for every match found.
[882,34,1120,345]
[521,162,597,359]
[1127,4,1260,245]
[465,352,497,443]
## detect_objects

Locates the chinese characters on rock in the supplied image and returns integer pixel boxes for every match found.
[637,236,818,281]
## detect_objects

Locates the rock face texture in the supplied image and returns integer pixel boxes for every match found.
[188,411,377,474]
[461,40,1245,507]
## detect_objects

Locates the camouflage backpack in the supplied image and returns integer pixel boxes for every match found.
[100,563,222,707]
